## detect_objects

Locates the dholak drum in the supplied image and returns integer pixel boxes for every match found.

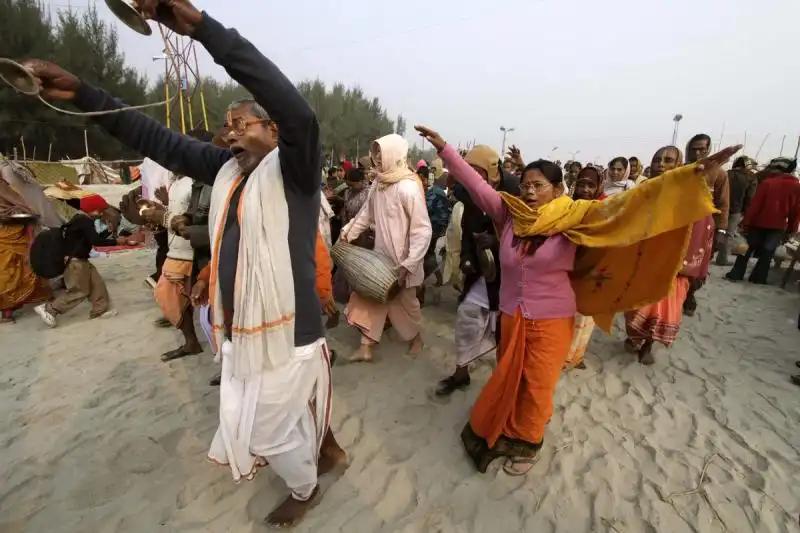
[478,249,497,283]
[330,241,401,303]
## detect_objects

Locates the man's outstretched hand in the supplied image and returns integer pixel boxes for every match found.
[133,0,203,36]
[19,60,80,100]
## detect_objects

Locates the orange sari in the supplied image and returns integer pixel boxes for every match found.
[0,223,51,314]
[463,311,574,471]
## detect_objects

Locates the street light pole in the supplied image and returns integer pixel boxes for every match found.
[500,126,515,156]
[672,114,683,145]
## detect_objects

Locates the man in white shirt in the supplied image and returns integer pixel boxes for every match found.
[143,175,203,361]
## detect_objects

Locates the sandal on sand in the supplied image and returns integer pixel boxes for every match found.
[91,309,118,319]
[435,375,471,396]
[502,456,537,476]
[153,317,171,328]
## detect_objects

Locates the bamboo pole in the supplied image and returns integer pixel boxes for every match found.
[755,133,770,161]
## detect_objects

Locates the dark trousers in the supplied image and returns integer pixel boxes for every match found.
[152,230,169,282]
[726,227,784,284]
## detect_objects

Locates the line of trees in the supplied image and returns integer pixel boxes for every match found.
[1,0,411,163]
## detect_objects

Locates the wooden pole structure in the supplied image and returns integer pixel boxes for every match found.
[716,122,726,152]
[755,133,770,161]
[84,130,89,157]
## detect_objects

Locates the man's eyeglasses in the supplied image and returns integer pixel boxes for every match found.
[222,117,268,136]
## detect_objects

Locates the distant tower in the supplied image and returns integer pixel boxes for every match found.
[155,27,209,134]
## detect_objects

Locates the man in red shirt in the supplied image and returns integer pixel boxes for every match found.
[725,158,800,284]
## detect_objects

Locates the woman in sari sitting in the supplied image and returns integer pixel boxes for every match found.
[0,180,52,323]
[416,124,739,477]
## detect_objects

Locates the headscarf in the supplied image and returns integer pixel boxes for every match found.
[766,157,797,174]
[603,158,632,197]
[464,145,500,185]
[79,194,110,215]
[0,178,35,221]
[371,134,420,191]
[358,156,372,170]
[497,163,717,332]
[572,167,604,200]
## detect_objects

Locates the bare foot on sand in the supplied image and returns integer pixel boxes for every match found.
[347,345,373,363]
[265,486,320,528]
[638,341,655,365]
[318,429,348,476]
[408,334,424,356]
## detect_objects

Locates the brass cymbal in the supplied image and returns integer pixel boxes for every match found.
[104,0,152,36]
[0,58,40,95]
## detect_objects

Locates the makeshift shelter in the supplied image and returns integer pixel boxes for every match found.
[59,157,122,185]
[0,157,66,228]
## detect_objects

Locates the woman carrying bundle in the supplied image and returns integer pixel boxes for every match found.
[416,124,739,476]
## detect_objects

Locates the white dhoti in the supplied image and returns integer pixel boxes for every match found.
[208,338,332,500]
[455,279,496,367]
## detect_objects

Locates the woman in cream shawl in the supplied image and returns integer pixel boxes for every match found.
[340,134,432,362]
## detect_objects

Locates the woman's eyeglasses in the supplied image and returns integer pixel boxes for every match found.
[520,181,552,193]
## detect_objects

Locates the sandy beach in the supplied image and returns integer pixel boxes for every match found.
[2,248,799,533]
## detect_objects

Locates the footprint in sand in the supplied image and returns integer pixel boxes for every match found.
[108,435,171,475]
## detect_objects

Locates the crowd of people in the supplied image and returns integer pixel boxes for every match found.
[2,0,800,527]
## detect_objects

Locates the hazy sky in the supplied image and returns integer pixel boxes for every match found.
[45,0,800,164]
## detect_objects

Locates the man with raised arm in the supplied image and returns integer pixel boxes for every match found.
[22,0,345,526]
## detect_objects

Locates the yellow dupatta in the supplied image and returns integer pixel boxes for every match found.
[498,163,717,332]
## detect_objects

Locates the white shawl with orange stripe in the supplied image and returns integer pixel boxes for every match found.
[207,148,295,378]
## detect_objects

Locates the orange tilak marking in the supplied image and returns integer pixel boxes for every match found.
[208,175,244,351]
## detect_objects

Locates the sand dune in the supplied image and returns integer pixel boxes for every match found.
[2,249,799,532]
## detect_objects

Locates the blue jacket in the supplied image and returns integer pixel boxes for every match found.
[426,184,451,237]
